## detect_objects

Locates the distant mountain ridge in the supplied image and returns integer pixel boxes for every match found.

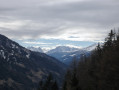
[27,46,44,53]
[46,44,98,64]
[47,46,80,53]
[27,44,98,65]
[0,34,66,90]
[83,43,98,51]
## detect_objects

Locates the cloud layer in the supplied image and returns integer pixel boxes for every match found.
[0,0,119,42]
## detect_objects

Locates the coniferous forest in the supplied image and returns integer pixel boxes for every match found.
[62,30,119,90]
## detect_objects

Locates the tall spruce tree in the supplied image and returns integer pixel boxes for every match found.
[38,73,59,90]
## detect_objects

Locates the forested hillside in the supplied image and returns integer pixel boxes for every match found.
[62,30,119,90]
[0,34,66,90]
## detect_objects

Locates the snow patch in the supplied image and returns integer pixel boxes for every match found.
[0,50,6,59]
[69,54,76,57]
[26,53,30,59]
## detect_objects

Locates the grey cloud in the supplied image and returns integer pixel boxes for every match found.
[0,0,119,41]
[0,22,67,39]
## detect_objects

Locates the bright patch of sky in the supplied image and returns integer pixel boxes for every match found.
[13,39,95,50]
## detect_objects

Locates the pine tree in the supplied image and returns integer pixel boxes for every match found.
[38,80,43,90]
[52,80,59,90]
[38,73,59,90]
[62,80,67,90]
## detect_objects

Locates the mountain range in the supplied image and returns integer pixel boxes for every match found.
[0,34,66,90]
[28,44,98,65]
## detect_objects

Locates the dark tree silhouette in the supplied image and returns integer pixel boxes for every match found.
[38,73,59,90]
[62,29,119,90]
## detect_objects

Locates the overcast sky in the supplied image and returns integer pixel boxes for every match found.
[0,0,119,49]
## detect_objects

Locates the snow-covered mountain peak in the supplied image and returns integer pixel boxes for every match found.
[47,46,80,54]
[55,46,79,52]
[83,43,103,51]
[83,43,98,51]
[27,46,44,53]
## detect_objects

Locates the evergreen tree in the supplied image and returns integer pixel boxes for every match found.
[38,80,43,90]
[38,73,59,90]
[62,58,82,90]
[62,80,67,90]
[52,80,59,90]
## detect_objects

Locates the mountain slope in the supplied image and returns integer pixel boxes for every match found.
[0,34,66,90]
[83,43,98,51]
[46,45,97,65]
[46,46,80,64]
